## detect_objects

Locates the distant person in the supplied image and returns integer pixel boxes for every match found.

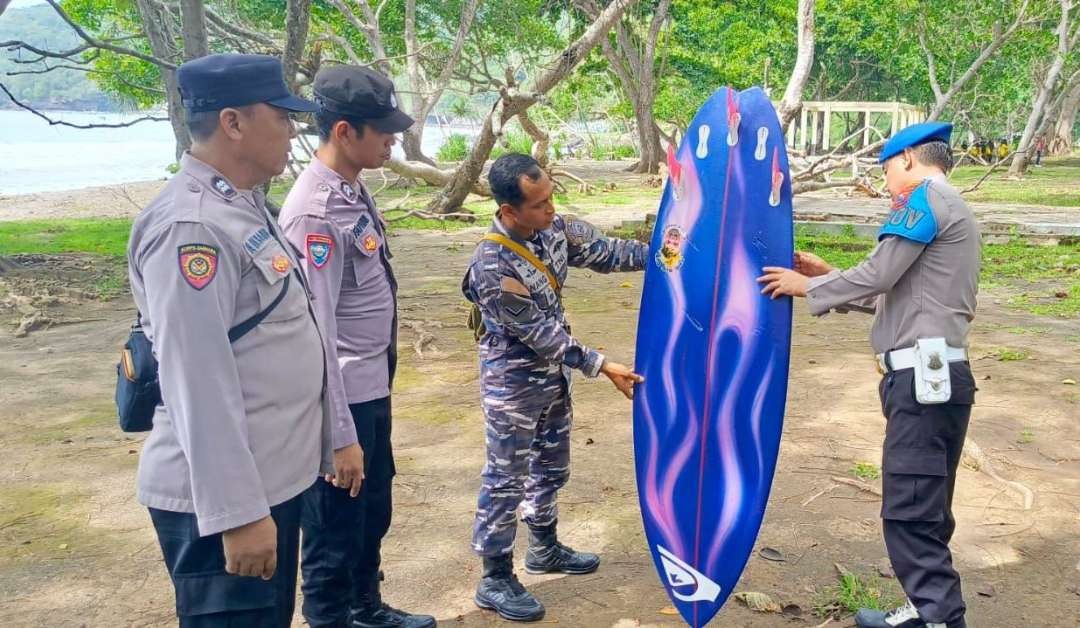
[127,53,331,627]
[997,138,1009,161]
[1035,135,1047,166]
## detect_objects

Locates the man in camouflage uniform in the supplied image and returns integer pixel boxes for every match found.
[462,153,647,622]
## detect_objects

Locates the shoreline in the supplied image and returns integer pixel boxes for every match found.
[0,179,168,222]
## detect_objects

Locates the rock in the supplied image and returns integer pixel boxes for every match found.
[876,558,895,579]
[585,438,595,445]
[733,591,782,613]
[14,312,52,338]
[758,547,786,562]
[977,584,997,598]
[781,604,803,618]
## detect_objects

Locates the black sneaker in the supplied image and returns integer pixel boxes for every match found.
[474,556,545,622]
[349,602,436,628]
[855,600,958,628]
[523,521,600,575]
[524,540,600,575]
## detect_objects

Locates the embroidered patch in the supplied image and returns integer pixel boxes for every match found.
[211,176,236,198]
[178,244,218,290]
[244,227,272,255]
[306,234,333,269]
[271,254,291,274]
[352,214,371,238]
[362,233,379,252]
[341,182,358,203]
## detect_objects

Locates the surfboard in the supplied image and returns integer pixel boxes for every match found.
[632,86,793,627]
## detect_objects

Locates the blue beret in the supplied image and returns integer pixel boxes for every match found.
[879,121,953,163]
[177,53,316,113]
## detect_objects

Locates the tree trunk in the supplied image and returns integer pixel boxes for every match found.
[777,0,815,133]
[578,0,669,174]
[401,128,436,166]
[427,0,639,214]
[1050,80,1080,154]
[0,1,11,18]
[179,0,209,60]
[283,0,313,91]
[1010,0,1074,177]
[135,0,189,160]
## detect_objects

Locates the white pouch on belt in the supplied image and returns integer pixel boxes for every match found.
[913,337,952,404]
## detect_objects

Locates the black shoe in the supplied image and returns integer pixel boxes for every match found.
[350,572,436,628]
[523,521,600,575]
[474,555,545,622]
[349,603,436,628]
[855,600,959,628]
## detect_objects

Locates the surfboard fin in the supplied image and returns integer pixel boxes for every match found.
[726,89,741,146]
[769,146,784,207]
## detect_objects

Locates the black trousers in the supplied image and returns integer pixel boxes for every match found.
[878,362,975,626]
[301,396,396,627]
[148,493,303,628]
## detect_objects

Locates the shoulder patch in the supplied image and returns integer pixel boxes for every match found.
[306,233,333,269]
[243,227,272,256]
[500,276,531,297]
[178,244,218,290]
[879,182,938,244]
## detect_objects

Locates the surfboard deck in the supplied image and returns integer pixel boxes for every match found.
[632,86,794,627]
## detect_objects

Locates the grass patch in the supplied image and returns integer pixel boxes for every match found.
[992,348,1030,362]
[0,218,131,257]
[1017,429,1035,445]
[814,569,905,617]
[1005,326,1051,335]
[851,461,880,481]
[949,156,1080,207]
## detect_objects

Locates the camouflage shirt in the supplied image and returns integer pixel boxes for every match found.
[463,214,647,406]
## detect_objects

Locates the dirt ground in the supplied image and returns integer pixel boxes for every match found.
[1,200,1079,627]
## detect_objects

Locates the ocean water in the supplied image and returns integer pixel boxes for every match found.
[0,110,476,195]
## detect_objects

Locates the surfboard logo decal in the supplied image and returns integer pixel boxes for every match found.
[657,545,721,603]
[696,125,710,159]
[755,126,769,161]
[726,89,741,146]
[769,146,784,207]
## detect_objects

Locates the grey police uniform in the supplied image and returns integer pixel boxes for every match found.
[277,64,436,628]
[806,173,980,627]
[463,214,648,557]
[127,53,325,628]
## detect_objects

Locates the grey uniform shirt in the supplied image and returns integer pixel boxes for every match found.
[278,157,395,449]
[128,153,332,536]
[806,174,980,354]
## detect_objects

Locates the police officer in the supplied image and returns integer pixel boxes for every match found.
[127,54,334,627]
[278,65,435,628]
[462,153,648,622]
[758,122,978,628]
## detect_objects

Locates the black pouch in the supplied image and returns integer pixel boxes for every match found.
[115,321,161,432]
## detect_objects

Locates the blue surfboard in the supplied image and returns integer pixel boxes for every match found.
[632,86,793,627]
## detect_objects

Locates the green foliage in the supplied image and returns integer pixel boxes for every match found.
[436,133,471,162]
[490,130,534,159]
[851,462,881,481]
[0,4,114,110]
[815,569,906,616]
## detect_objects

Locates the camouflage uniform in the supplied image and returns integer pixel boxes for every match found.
[462,214,648,556]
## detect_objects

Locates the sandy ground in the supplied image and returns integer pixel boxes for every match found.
[0,193,1078,627]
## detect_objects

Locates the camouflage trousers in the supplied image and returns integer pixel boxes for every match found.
[471,386,573,557]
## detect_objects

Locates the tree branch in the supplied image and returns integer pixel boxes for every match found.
[42,0,177,69]
[0,82,169,127]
